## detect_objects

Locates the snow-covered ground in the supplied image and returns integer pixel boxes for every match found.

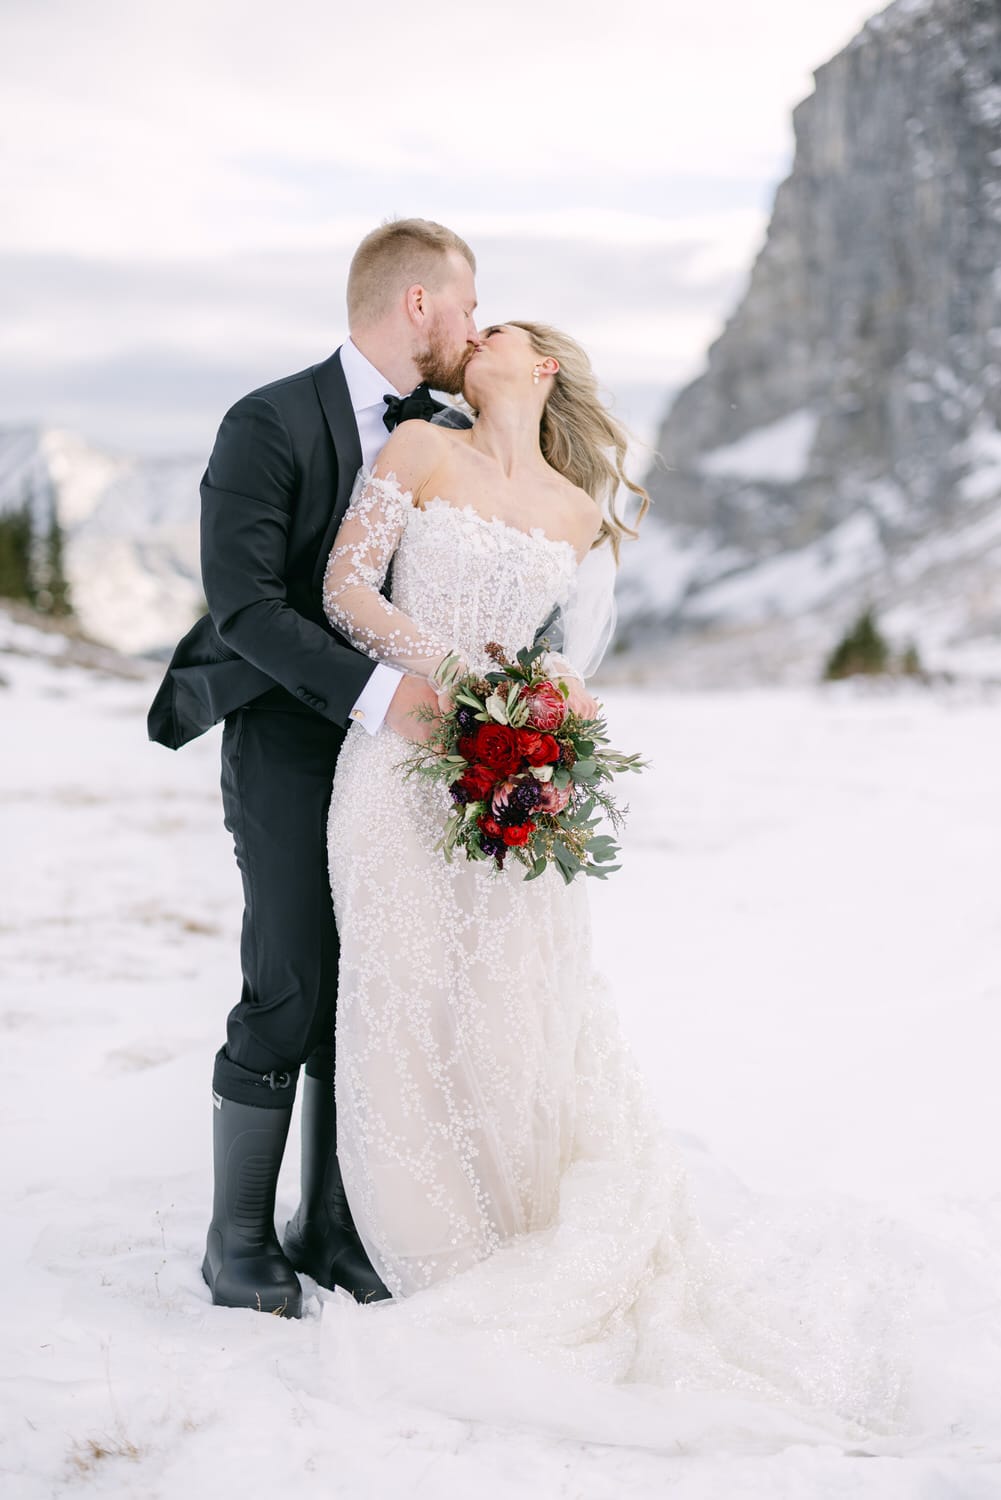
[3,613,1001,1498]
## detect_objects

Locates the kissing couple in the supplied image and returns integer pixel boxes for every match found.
[148,219,899,1437]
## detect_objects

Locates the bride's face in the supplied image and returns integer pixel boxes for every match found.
[462,324,536,405]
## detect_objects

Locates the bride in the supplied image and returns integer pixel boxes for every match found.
[321,322,902,1433]
[323,320,644,1286]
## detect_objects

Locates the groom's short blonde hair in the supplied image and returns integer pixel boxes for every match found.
[347,219,476,327]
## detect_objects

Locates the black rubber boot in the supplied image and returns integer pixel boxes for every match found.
[282,1074,391,1303]
[202,1095,303,1317]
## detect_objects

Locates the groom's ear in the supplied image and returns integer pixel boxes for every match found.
[405,283,428,325]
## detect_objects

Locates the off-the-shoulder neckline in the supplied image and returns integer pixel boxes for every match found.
[356,469,582,562]
[414,497,579,562]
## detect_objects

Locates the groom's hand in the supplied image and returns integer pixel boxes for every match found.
[385,673,440,743]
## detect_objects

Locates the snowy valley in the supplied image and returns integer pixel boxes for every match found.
[3,608,1001,1497]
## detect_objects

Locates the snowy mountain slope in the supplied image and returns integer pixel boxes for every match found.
[0,425,203,653]
[3,607,1001,1496]
[627,0,1001,682]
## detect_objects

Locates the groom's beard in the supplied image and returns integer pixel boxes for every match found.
[415,320,473,395]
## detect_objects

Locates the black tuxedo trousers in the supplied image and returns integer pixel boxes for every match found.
[214,697,344,1106]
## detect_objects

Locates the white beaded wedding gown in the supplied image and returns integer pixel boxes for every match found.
[321,471,905,1436]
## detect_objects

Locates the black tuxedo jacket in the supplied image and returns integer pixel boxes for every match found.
[147,349,464,749]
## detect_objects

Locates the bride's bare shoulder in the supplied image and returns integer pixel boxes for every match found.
[551,475,603,553]
[379,417,452,457]
[371,419,451,491]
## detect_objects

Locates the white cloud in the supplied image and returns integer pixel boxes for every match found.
[3,0,880,256]
[0,0,883,449]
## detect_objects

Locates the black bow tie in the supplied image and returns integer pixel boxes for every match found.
[382,382,441,432]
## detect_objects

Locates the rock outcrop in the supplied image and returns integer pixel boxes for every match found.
[622,0,1001,682]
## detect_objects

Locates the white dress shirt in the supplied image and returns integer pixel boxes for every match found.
[340,337,406,735]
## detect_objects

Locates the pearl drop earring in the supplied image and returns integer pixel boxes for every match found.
[532,367,541,386]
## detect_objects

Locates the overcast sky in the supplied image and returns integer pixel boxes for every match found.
[1,0,882,455]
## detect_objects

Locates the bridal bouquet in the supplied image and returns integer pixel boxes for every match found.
[401,642,645,882]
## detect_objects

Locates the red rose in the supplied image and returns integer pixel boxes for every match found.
[458,734,479,760]
[460,763,497,800]
[523,681,566,732]
[478,814,504,839]
[501,821,536,847]
[537,734,560,765]
[515,728,561,766]
[474,723,522,776]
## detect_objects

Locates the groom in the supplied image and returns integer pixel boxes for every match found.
[148,219,480,1316]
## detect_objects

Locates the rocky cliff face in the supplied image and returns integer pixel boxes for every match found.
[622,0,1001,682]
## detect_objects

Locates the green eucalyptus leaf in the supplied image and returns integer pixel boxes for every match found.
[484,692,509,724]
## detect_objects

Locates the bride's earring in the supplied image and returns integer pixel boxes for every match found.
[532,366,541,386]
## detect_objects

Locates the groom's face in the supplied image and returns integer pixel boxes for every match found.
[415,251,479,394]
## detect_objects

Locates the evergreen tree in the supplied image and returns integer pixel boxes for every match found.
[823,608,891,680]
[31,481,72,615]
[0,478,73,618]
[42,508,72,616]
[0,502,36,604]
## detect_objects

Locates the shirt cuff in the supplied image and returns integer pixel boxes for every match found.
[348,663,402,735]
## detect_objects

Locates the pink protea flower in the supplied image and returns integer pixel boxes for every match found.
[491,778,517,816]
[523,681,567,732]
[534,780,571,814]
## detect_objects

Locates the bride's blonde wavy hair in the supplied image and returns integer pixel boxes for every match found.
[509,321,649,563]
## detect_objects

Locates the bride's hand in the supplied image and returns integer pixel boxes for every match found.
[384,674,440,743]
[563,678,600,721]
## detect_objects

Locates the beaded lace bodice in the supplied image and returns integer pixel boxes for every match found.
[322,472,579,680]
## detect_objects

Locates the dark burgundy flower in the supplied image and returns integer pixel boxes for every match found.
[480,835,507,865]
[460,763,496,800]
[509,778,542,815]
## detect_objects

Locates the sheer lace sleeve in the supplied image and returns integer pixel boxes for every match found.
[322,469,454,681]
